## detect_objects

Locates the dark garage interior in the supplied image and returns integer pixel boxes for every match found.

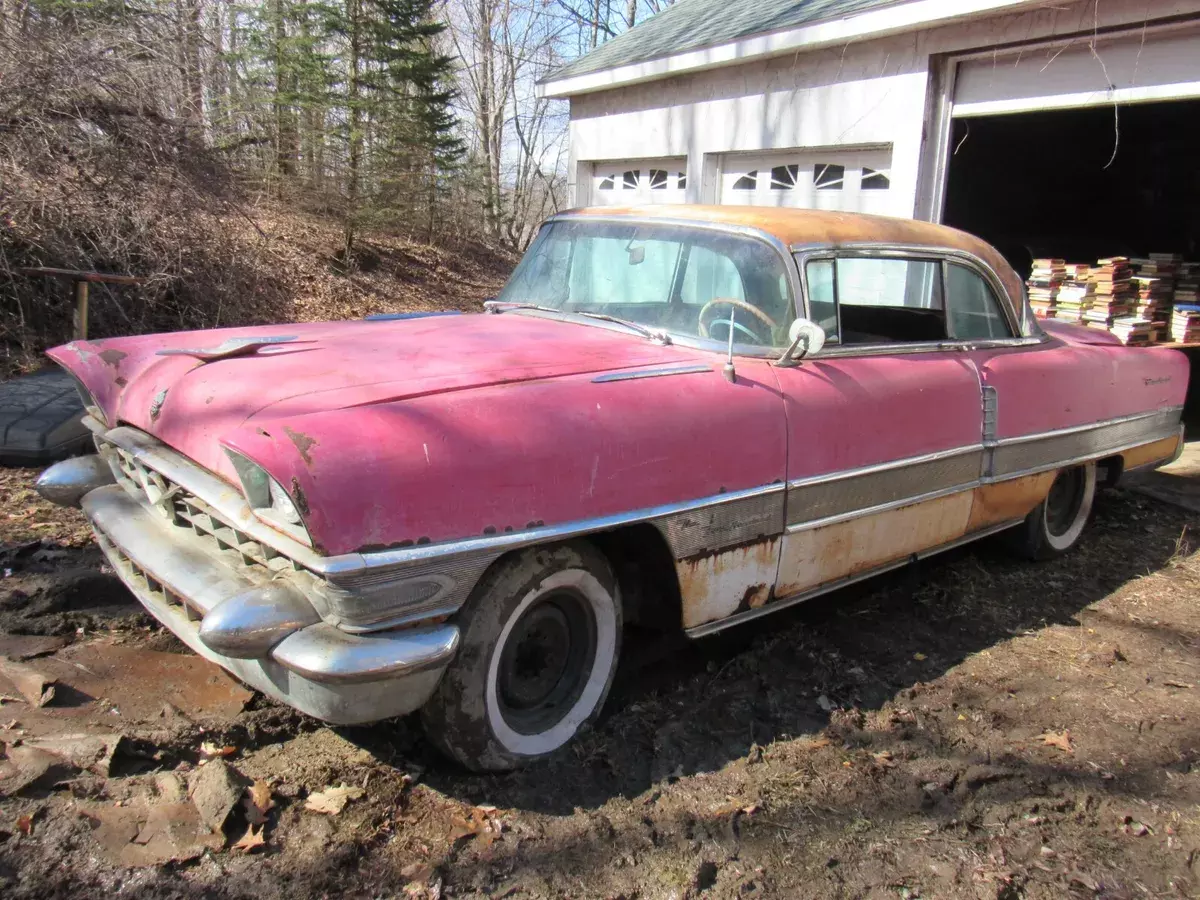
[942,99,1200,281]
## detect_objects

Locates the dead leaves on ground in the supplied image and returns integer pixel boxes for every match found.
[449,805,503,849]
[199,741,237,761]
[232,824,266,852]
[1039,730,1074,754]
[305,784,365,815]
[244,779,275,825]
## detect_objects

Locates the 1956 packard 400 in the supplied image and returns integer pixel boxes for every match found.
[37,206,1188,770]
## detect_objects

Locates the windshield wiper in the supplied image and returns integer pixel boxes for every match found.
[484,301,672,345]
[484,300,563,315]
[574,312,672,345]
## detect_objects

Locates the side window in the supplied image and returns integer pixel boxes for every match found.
[680,246,745,305]
[804,257,946,345]
[804,259,838,340]
[945,263,1013,340]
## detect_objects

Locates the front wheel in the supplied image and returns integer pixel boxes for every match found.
[1010,462,1097,560]
[420,541,621,771]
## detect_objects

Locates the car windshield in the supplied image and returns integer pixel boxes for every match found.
[494,219,795,348]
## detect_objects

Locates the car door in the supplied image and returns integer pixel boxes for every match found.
[947,260,1185,517]
[770,251,985,601]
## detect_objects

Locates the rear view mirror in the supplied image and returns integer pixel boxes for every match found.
[628,246,646,265]
[778,318,826,366]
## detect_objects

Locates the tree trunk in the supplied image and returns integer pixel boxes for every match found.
[183,0,205,138]
[625,0,636,28]
[272,0,296,180]
[343,0,363,265]
[476,0,498,238]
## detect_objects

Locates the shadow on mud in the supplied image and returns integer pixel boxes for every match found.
[340,487,1196,815]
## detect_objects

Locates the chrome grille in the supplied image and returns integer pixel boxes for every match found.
[102,443,302,578]
[96,531,203,624]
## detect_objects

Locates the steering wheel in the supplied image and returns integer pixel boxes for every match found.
[697,298,779,345]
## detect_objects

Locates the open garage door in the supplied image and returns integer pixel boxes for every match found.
[943,21,1200,423]
[953,23,1200,118]
[589,158,687,206]
[944,20,1200,273]
[719,148,893,213]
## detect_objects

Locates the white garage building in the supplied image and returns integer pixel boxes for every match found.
[541,0,1200,265]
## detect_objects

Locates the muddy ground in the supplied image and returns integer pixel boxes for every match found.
[1,464,1199,900]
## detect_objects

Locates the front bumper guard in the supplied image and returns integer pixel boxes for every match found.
[81,485,459,724]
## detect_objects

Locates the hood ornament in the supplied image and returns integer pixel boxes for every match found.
[156,335,312,362]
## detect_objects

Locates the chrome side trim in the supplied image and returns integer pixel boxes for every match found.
[779,410,1182,533]
[593,364,712,383]
[982,386,998,443]
[787,481,977,535]
[660,489,785,558]
[785,445,981,528]
[989,407,1183,480]
[332,481,789,577]
[686,518,1023,638]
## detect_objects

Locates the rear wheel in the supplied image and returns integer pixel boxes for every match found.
[420,541,621,771]
[1010,462,1097,560]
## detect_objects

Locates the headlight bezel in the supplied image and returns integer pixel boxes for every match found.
[69,373,109,428]
[225,449,311,545]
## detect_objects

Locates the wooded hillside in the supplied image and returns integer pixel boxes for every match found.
[0,0,673,374]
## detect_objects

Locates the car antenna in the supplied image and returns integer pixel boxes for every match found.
[722,307,736,383]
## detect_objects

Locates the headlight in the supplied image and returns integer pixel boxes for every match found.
[268,477,301,525]
[225,449,309,542]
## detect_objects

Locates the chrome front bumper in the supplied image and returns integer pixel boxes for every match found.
[80,485,459,724]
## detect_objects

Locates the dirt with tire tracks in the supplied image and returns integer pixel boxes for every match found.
[2,462,1199,899]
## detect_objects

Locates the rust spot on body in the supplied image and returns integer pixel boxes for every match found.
[777,491,973,598]
[741,583,770,609]
[357,538,415,553]
[99,349,127,367]
[966,473,1055,532]
[149,388,168,422]
[289,478,310,516]
[1120,436,1181,473]
[283,426,317,465]
[678,537,781,629]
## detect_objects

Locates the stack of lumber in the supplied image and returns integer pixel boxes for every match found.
[1027,259,1066,318]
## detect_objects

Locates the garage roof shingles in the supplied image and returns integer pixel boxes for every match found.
[548,0,900,81]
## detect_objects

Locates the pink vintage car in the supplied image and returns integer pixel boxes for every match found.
[37,207,1187,770]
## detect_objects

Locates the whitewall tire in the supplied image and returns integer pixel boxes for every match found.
[420,541,622,771]
[1010,462,1097,560]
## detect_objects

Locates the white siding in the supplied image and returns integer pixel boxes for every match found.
[565,0,1200,221]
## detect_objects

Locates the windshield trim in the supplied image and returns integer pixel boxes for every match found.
[522,213,804,356]
[498,306,786,359]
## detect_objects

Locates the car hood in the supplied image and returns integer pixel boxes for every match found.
[48,312,698,478]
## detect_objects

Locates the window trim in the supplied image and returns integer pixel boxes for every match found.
[941,259,1014,342]
[535,214,803,359]
[793,244,1044,358]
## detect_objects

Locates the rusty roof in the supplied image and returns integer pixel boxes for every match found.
[563,205,1025,306]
